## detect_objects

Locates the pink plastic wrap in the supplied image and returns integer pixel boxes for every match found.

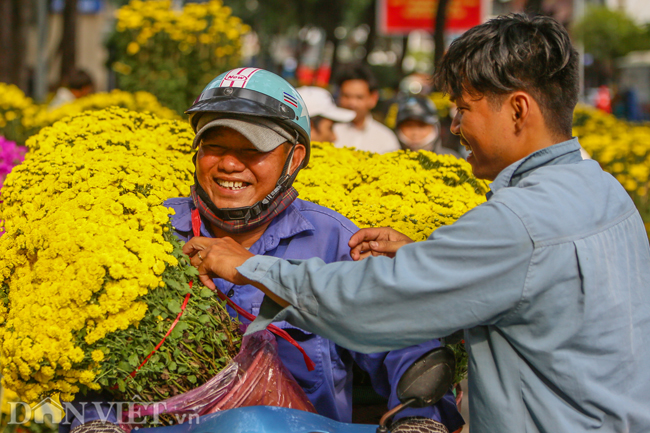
[119,330,316,431]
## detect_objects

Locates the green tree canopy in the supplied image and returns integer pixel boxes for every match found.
[574,6,650,63]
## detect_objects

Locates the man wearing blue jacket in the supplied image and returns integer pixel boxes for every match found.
[186,16,650,433]
[61,68,463,433]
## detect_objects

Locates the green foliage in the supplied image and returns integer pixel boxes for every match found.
[574,6,650,62]
[107,0,250,115]
[98,228,242,414]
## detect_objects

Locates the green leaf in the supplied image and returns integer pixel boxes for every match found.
[187,375,197,384]
[200,288,213,298]
[128,353,140,367]
[118,361,132,372]
[118,379,126,393]
[168,361,177,371]
[185,266,199,277]
[171,327,183,340]
[167,300,182,314]
[198,314,211,324]
[203,345,213,353]
[166,279,182,291]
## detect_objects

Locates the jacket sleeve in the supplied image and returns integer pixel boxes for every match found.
[351,341,465,432]
[242,200,533,353]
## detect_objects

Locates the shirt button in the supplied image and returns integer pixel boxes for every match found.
[227,289,235,298]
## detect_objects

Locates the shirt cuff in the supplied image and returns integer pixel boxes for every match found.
[238,255,321,335]
[244,294,290,335]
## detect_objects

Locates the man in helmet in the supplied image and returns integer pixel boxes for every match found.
[394,96,459,157]
[60,68,463,433]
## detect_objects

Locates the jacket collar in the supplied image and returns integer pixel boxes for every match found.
[487,138,582,199]
[173,200,315,253]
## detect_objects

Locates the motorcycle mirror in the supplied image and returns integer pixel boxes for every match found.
[376,346,456,433]
[396,346,456,408]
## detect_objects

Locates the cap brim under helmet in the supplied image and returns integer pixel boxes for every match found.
[186,87,311,166]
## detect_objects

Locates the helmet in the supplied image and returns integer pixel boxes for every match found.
[395,96,439,129]
[186,67,311,165]
[186,68,312,226]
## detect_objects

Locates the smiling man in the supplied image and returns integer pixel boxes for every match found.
[185,16,650,433]
[171,69,463,432]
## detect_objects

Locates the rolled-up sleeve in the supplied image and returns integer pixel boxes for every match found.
[239,200,533,353]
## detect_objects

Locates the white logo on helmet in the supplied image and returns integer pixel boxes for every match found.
[219,68,261,88]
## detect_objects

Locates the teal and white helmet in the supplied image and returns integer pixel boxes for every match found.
[186,67,311,165]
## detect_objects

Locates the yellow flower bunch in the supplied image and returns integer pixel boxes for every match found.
[0,83,42,144]
[0,84,177,146]
[573,105,650,233]
[0,108,197,402]
[32,90,180,132]
[295,143,490,241]
[429,92,454,119]
[109,0,251,114]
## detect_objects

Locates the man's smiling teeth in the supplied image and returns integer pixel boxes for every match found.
[216,179,248,190]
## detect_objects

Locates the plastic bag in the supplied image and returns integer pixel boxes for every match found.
[119,330,316,431]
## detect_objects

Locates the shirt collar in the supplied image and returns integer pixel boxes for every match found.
[487,138,582,198]
[251,201,315,253]
[173,200,315,252]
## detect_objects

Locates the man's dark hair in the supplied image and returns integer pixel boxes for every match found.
[64,69,94,90]
[310,115,325,130]
[434,14,579,137]
[336,64,379,93]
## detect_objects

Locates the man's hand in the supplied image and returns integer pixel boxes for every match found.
[349,227,415,260]
[182,236,254,289]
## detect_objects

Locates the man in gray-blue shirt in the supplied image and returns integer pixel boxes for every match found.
[184,15,650,432]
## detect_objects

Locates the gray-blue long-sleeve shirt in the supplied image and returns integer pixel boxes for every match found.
[239,138,650,432]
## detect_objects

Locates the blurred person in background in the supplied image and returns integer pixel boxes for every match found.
[49,69,95,109]
[394,96,459,157]
[297,86,355,143]
[333,64,400,154]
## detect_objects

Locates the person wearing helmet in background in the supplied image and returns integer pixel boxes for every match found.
[297,86,355,143]
[395,96,459,157]
[59,69,464,433]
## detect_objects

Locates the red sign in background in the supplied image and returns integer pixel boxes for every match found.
[378,0,482,35]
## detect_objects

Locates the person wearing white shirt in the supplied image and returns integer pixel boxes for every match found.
[297,86,356,143]
[333,65,400,154]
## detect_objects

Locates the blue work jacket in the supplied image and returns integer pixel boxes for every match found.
[167,197,463,429]
[240,139,650,433]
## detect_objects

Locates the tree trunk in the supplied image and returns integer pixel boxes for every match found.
[0,0,29,91]
[433,0,451,72]
[0,0,15,85]
[525,0,544,16]
[363,0,377,64]
[59,0,78,85]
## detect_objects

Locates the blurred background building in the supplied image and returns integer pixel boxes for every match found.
[1,0,649,119]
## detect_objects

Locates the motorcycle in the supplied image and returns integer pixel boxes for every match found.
[138,346,456,433]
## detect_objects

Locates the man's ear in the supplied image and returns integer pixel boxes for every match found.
[369,90,379,108]
[289,144,307,174]
[511,91,532,132]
